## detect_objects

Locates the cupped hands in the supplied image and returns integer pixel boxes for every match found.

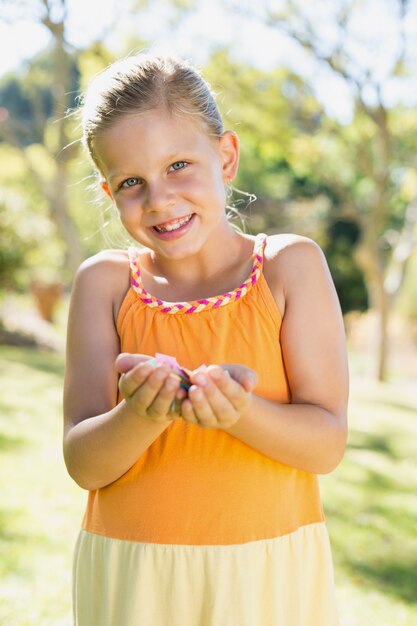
[115,353,258,429]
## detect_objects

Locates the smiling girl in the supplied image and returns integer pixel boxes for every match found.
[63,54,348,626]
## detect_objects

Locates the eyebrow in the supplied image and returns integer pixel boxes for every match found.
[108,172,139,184]
[107,150,195,184]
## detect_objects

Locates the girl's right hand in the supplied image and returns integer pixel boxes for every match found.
[116,353,187,423]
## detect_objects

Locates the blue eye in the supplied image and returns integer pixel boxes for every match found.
[171,161,187,171]
[121,177,140,188]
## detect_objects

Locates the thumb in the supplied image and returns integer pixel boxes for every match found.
[221,364,258,392]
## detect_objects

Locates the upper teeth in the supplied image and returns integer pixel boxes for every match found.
[154,215,193,232]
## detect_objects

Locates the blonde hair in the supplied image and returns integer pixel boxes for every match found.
[81,54,224,169]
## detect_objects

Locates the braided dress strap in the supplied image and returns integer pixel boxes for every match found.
[128,234,267,314]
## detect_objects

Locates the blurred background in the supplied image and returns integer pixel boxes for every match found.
[0,0,416,624]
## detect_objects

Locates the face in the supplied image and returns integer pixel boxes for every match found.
[95,108,239,261]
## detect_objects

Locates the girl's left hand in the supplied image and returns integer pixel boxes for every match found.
[181,364,258,429]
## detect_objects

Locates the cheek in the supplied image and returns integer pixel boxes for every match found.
[115,195,142,216]
[184,174,226,205]
[207,165,228,201]
[211,177,227,207]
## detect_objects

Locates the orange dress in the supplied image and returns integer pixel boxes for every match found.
[73,234,339,625]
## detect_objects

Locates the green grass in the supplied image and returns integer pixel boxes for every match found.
[0,345,416,625]
[322,375,417,625]
[0,346,84,626]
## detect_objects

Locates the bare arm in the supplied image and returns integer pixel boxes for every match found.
[181,237,349,474]
[63,253,182,491]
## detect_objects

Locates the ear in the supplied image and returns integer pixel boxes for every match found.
[218,130,239,183]
[100,179,114,201]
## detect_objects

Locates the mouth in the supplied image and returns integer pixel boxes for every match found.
[153,214,195,233]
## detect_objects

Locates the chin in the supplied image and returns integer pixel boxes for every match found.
[159,241,201,260]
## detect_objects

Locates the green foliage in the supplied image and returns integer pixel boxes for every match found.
[0,76,49,145]
[1,36,416,315]
[0,218,25,290]
[203,50,367,311]
[325,220,368,313]
[205,50,324,201]
[0,42,119,286]
[0,49,80,147]
[0,143,67,289]
[77,43,118,91]
[396,249,417,319]
[204,50,323,224]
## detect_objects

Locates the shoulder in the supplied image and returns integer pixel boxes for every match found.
[71,249,131,322]
[263,234,330,317]
[75,249,130,283]
[77,248,130,274]
[264,233,323,260]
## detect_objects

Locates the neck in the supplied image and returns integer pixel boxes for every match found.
[151,224,246,283]
[140,226,255,302]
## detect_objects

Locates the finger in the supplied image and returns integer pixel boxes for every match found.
[130,366,179,413]
[120,361,176,408]
[118,360,157,397]
[205,366,248,412]
[146,374,182,420]
[189,371,236,424]
[180,396,201,427]
[186,384,219,428]
[115,353,153,374]
[221,364,258,392]
[169,388,188,420]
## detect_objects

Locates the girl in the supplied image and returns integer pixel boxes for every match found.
[64,54,348,626]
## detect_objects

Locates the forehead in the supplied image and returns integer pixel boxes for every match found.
[94,108,217,169]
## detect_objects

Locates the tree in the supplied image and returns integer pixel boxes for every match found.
[0,0,84,275]
[228,0,417,380]
[204,49,368,313]
[0,0,204,283]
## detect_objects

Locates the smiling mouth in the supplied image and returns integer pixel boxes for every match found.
[153,214,194,233]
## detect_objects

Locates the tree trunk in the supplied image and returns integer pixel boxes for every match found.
[46,2,84,273]
[370,270,389,382]
[48,160,83,274]
[354,227,389,382]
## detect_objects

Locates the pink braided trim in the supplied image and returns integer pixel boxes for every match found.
[128,234,266,314]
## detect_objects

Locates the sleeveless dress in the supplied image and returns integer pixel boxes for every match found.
[72,234,339,626]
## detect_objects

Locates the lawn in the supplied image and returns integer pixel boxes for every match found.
[0,345,416,625]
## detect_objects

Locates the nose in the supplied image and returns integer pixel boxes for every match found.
[144,179,174,212]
